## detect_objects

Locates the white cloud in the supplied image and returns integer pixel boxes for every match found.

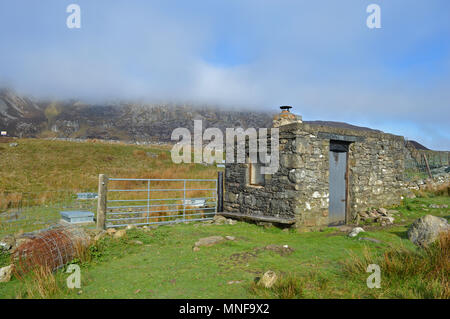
[0,0,449,149]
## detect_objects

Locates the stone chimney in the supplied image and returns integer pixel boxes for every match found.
[272,106,302,127]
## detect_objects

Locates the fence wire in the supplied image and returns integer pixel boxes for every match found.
[0,190,97,237]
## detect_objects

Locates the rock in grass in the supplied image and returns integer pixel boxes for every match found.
[113,229,127,239]
[258,271,277,288]
[194,236,225,247]
[407,215,449,247]
[0,264,14,283]
[225,236,235,241]
[212,215,227,225]
[0,235,15,251]
[348,227,365,237]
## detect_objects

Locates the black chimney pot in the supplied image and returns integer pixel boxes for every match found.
[280,105,292,111]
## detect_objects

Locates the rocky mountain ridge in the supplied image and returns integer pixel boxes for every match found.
[0,89,274,141]
[0,88,433,150]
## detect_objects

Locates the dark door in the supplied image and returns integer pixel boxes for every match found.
[328,141,348,226]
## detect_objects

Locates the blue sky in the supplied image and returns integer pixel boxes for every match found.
[0,0,449,150]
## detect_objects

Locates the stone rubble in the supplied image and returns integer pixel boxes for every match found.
[356,208,395,226]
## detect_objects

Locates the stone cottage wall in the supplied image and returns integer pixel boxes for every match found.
[224,122,407,230]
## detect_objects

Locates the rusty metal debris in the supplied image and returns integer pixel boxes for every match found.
[12,225,90,274]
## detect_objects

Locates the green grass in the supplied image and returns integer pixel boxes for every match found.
[1,138,218,198]
[0,138,220,235]
[0,138,448,299]
[1,195,448,299]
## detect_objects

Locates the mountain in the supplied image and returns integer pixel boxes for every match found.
[1,89,430,149]
[406,140,430,151]
[0,89,274,141]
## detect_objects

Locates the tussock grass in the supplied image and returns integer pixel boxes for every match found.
[413,182,450,198]
[18,265,61,299]
[248,270,332,299]
[249,273,305,299]
[342,232,450,298]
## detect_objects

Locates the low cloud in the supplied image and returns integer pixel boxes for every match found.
[0,0,449,149]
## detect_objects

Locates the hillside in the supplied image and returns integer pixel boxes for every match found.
[1,88,436,150]
[0,89,273,141]
[0,138,219,209]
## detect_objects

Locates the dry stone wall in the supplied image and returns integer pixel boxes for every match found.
[224,122,408,230]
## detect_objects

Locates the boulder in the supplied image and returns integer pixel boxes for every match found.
[194,236,225,247]
[258,271,277,288]
[0,264,15,283]
[348,227,365,238]
[377,208,388,216]
[225,236,235,241]
[407,215,449,247]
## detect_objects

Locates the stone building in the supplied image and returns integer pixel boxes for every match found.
[223,106,407,230]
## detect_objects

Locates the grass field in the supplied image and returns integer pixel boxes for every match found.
[0,195,448,299]
[0,138,220,235]
[0,138,449,299]
[0,138,219,207]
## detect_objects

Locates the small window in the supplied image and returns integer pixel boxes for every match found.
[249,162,265,186]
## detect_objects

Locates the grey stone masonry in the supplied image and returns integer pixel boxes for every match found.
[224,121,407,231]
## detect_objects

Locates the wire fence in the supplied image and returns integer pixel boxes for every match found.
[404,144,450,182]
[0,190,97,237]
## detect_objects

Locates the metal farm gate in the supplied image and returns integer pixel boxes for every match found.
[96,173,223,229]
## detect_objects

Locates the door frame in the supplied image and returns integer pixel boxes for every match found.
[344,150,349,224]
[329,140,351,225]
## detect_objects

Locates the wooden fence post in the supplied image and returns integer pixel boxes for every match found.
[423,154,433,179]
[97,174,108,230]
